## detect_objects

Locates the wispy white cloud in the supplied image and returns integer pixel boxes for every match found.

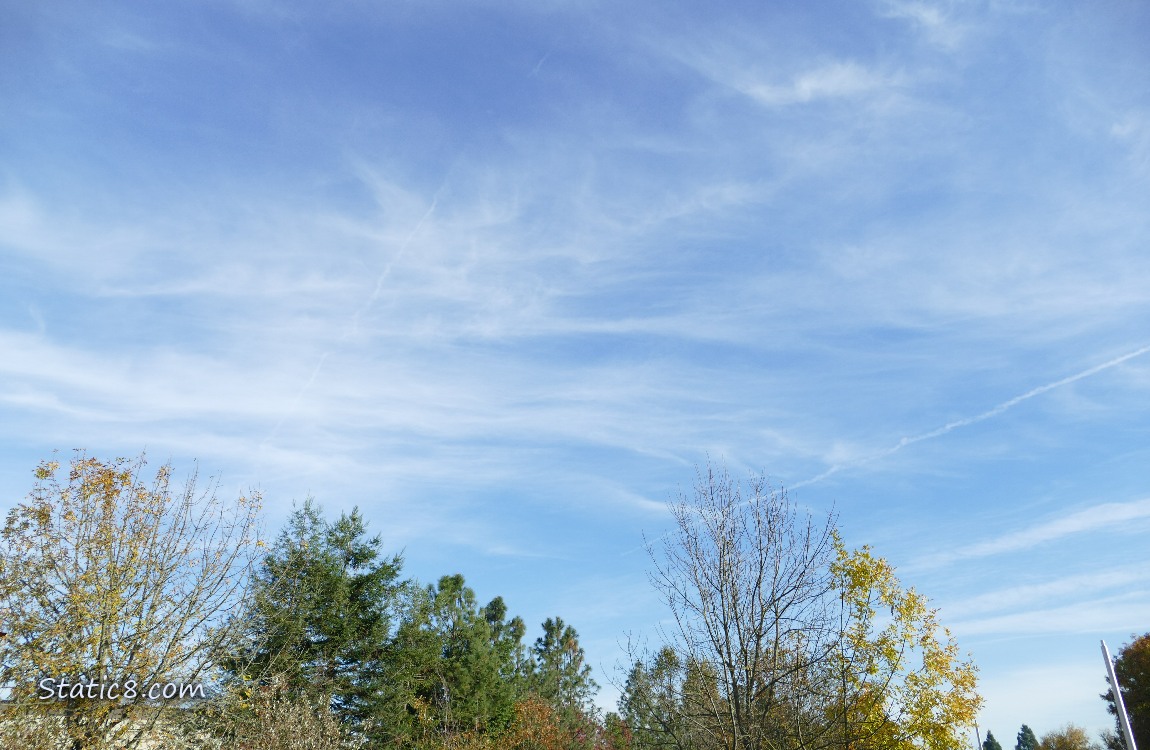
[671,43,904,109]
[1110,110,1150,174]
[3,5,1149,735]
[951,594,1150,637]
[945,567,1150,619]
[919,498,1150,568]
[738,61,902,107]
[876,0,971,49]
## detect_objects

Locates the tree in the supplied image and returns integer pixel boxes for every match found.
[1017,725,1040,750]
[1038,725,1102,750]
[503,695,568,750]
[984,731,1004,750]
[201,673,366,750]
[0,452,261,750]
[390,574,528,740]
[226,499,402,734]
[632,463,981,750]
[1102,633,1150,750]
[528,617,598,725]
[640,465,840,750]
[619,645,723,750]
[824,543,981,750]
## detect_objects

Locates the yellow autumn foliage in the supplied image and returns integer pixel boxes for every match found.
[0,451,261,750]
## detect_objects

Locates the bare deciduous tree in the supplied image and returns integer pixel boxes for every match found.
[643,465,839,750]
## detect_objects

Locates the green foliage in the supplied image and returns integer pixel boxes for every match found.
[619,647,680,750]
[528,617,598,723]
[391,574,528,739]
[0,454,604,748]
[984,731,1004,750]
[1103,633,1150,750]
[227,505,600,748]
[604,711,635,750]
[619,646,721,750]
[1017,725,1040,750]
[227,499,402,732]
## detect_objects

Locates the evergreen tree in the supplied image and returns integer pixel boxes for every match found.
[529,617,598,716]
[227,499,402,730]
[619,647,702,750]
[985,730,1004,750]
[390,573,527,737]
[1018,725,1041,750]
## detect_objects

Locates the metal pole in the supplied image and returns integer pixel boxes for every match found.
[1102,640,1139,750]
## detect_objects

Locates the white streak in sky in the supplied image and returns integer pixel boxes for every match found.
[623,344,1150,557]
[793,344,1150,488]
[922,498,1150,567]
[349,196,439,337]
[260,352,330,447]
[531,50,552,77]
[260,194,439,449]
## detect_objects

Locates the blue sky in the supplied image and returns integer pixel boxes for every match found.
[3,0,1149,740]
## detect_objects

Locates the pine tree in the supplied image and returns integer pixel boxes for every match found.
[1018,725,1040,750]
[390,574,527,738]
[529,617,598,715]
[619,647,699,750]
[985,730,1004,750]
[227,499,402,730]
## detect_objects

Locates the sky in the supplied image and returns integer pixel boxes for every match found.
[2,0,1149,741]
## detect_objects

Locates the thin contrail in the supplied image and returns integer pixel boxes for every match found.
[625,343,1150,557]
[261,352,330,447]
[792,343,1150,489]
[260,191,441,449]
[348,196,439,338]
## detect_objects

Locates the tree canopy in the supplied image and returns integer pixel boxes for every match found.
[0,452,261,750]
[626,463,981,750]
[1017,725,1040,750]
[1103,633,1150,750]
[224,498,403,733]
[1,451,986,750]
[1038,724,1102,750]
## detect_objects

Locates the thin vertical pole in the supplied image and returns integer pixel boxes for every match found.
[1102,640,1139,750]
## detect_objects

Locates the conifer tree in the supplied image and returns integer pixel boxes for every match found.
[985,730,1004,750]
[390,574,527,738]
[227,499,402,731]
[1018,725,1040,750]
[529,617,598,717]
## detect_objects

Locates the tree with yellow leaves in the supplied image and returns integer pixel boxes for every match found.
[0,451,261,750]
[824,543,981,750]
[629,463,980,750]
